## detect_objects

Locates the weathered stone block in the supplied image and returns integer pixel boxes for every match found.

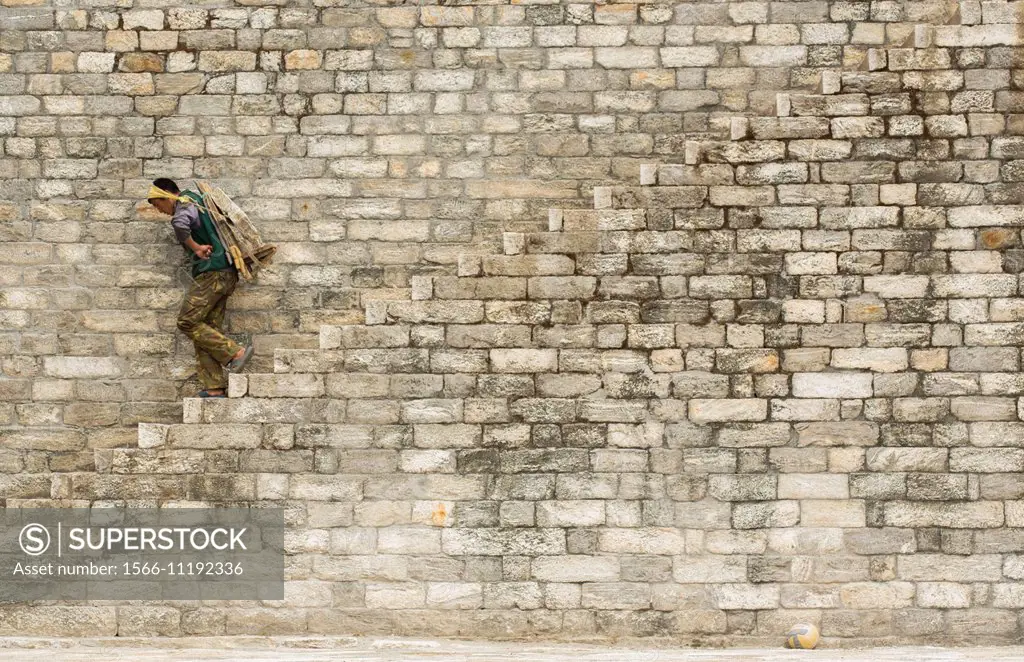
[792,373,873,399]
[689,399,767,423]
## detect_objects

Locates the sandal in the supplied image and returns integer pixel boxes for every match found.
[226,344,254,372]
[198,390,227,398]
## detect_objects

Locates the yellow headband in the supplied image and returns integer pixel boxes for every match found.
[147,184,192,205]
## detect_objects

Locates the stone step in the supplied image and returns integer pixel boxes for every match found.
[548,208,648,232]
[320,324,412,350]
[137,422,269,449]
[152,389,1024,446]
[783,72,994,112]
[136,422,415,459]
[364,300,487,325]
[837,71,902,95]
[276,347,438,375]
[883,47,957,72]
[98,447,462,477]
[592,185,708,211]
[932,23,1024,46]
[430,275,557,301]
[730,117,831,141]
[778,93,870,117]
[275,348,347,374]
[636,163,734,187]
[511,230,638,255]
[976,1,1024,25]
[137,422,408,452]
[480,253,579,276]
[59,471,255,503]
[684,139,785,165]
[694,130,1000,169]
[96,448,228,475]
[678,111,963,162]
[231,370,503,399]
[182,397,341,424]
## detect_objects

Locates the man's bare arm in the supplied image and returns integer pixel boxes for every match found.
[184,237,212,259]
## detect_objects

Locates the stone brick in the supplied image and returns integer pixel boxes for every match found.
[42,356,122,379]
[884,502,1003,529]
[365,583,425,609]
[197,51,257,72]
[840,582,914,609]
[673,556,746,583]
[661,47,720,67]
[792,373,873,399]
[898,554,1003,581]
[598,528,687,555]
[285,50,323,70]
[532,556,620,582]
[801,499,866,527]
[77,52,116,73]
[713,585,780,609]
[831,348,908,372]
[796,422,879,446]
[442,529,565,556]
[536,500,605,527]
[123,10,164,31]
[689,399,767,423]
[778,474,848,499]
[167,425,263,450]
[490,349,558,373]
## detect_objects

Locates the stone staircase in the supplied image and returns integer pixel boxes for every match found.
[61,1,1024,642]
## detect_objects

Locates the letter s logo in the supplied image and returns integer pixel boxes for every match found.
[19,524,50,556]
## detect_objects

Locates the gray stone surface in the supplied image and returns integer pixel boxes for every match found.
[0,639,1023,662]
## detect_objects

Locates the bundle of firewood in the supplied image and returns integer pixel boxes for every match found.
[196,181,277,281]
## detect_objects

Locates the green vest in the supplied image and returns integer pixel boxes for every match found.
[181,190,231,277]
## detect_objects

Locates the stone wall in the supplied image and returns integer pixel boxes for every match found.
[3,0,1024,646]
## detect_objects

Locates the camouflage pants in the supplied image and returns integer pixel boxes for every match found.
[177,269,242,390]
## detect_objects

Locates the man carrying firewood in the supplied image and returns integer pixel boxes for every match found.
[147,178,253,398]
